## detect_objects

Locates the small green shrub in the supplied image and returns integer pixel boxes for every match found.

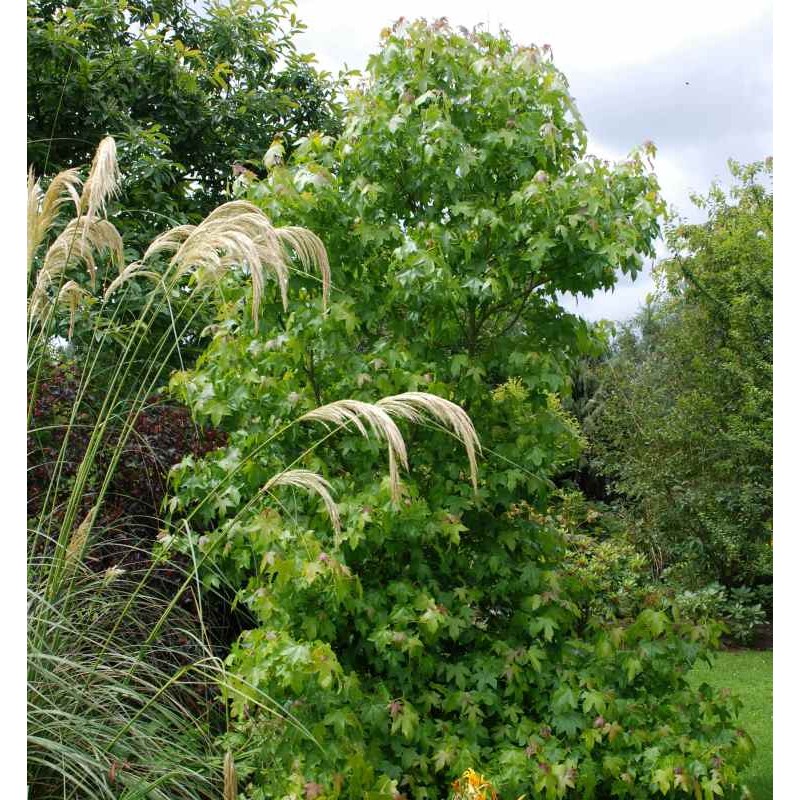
[556,490,770,649]
[562,530,656,625]
[723,588,767,646]
[664,583,767,648]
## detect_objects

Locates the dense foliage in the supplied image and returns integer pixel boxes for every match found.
[28,0,341,248]
[556,489,769,648]
[587,162,773,593]
[28,362,227,558]
[28,0,343,376]
[161,20,753,799]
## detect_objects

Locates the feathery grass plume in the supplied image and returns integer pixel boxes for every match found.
[276,226,331,310]
[28,137,117,291]
[300,399,409,502]
[223,750,237,800]
[143,224,198,261]
[29,216,125,324]
[40,168,82,225]
[263,469,341,534]
[80,136,121,222]
[61,216,124,273]
[172,202,283,315]
[64,506,96,576]
[41,231,97,284]
[49,215,126,290]
[143,201,330,321]
[29,235,96,325]
[27,166,82,272]
[376,391,481,490]
[103,260,162,300]
[57,280,90,339]
[27,169,40,271]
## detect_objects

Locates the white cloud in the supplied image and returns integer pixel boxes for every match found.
[291,0,773,321]
[294,0,771,74]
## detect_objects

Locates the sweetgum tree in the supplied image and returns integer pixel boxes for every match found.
[165,20,753,799]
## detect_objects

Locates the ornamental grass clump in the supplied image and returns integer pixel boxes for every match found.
[28,549,221,800]
[27,137,339,798]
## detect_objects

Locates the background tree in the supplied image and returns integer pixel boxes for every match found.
[28,0,342,374]
[558,320,615,502]
[589,160,773,591]
[28,0,342,251]
[163,20,752,799]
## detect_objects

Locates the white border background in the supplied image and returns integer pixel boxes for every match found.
[3,1,790,795]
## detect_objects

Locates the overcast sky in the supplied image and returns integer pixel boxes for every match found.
[291,0,773,322]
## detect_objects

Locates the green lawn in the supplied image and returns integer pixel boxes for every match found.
[690,650,773,799]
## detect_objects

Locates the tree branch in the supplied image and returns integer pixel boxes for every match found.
[477,274,547,341]
[304,348,323,405]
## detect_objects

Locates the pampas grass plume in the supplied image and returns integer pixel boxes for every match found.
[263,469,341,533]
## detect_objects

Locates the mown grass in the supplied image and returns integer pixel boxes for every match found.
[690,650,773,799]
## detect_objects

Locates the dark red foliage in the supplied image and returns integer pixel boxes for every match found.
[29,363,248,682]
[28,363,227,571]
